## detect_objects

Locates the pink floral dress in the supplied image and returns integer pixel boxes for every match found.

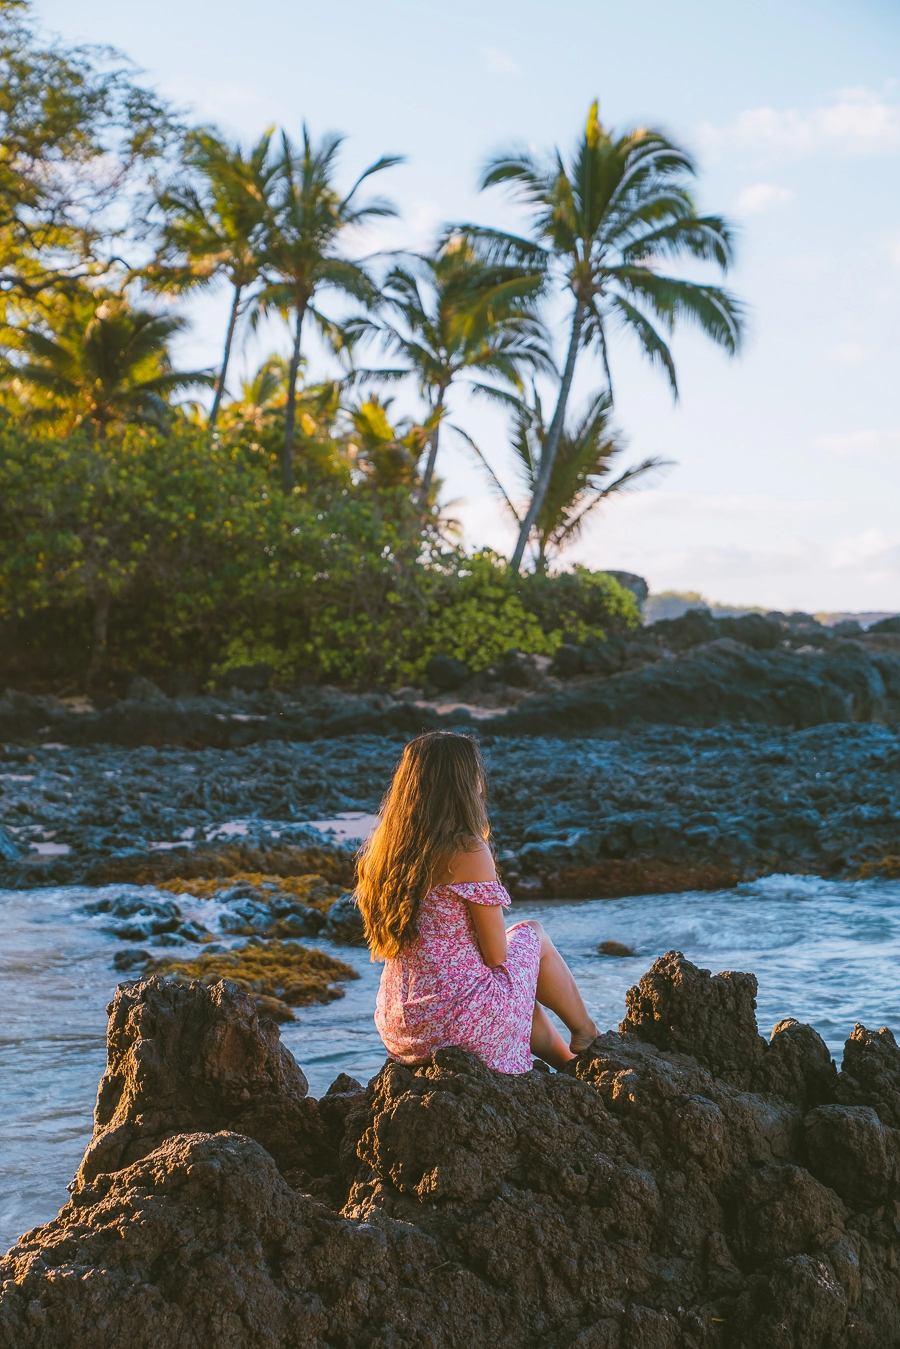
[374,880,541,1074]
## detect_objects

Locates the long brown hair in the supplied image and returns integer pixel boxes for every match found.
[356,731,490,959]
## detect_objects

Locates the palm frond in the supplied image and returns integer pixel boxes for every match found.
[452,424,522,524]
[609,271,744,354]
[606,295,678,394]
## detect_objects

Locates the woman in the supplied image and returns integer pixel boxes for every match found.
[357,731,597,1072]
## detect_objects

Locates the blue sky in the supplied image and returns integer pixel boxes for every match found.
[39,0,900,610]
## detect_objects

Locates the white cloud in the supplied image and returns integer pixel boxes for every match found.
[817,430,900,454]
[342,198,441,256]
[829,527,900,573]
[166,79,263,124]
[824,341,878,368]
[450,482,900,609]
[578,490,830,523]
[480,46,521,77]
[735,183,793,214]
[698,88,900,157]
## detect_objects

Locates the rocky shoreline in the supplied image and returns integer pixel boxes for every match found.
[3,623,900,752]
[1,722,898,898]
[3,959,900,1347]
[2,609,899,898]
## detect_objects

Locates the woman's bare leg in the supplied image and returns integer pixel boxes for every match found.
[530,1002,573,1068]
[524,920,598,1054]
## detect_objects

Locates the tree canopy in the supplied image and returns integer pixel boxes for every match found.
[0,9,739,690]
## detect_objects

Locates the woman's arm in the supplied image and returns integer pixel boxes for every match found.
[467,902,508,968]
[448,841,508,968]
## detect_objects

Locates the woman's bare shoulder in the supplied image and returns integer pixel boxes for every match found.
[445,839,497,884]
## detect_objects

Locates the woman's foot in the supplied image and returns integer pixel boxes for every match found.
[569,1021,598,1055]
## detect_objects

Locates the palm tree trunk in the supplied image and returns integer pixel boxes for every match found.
[208,283,242,433]
[282,302,306,495]
[86,588,110,689]
[510,301,584,573]
[420,388,446,501]
[536,534,548,573]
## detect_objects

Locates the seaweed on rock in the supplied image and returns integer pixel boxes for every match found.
[147,939,359,1021]
[158,870,345,910]
[3,956,900,1347]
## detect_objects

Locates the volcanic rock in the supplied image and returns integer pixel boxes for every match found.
[4,956,900,1347]
[619,949,766,1087]
[71,977,332,1190]
[3,720,900,895]
[425,654,470,690]
[499,639,899,735]
[321,892,365,944]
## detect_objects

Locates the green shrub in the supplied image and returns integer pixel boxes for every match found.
[0,426,643,690]
[413,551,555,675]
[518,566,641,644]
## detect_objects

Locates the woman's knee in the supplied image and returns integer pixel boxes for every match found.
[524,919,553,954]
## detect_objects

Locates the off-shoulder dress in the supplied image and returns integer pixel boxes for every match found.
[374,879,542,1074]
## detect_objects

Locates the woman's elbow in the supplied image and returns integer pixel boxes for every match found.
[483,949,507,968]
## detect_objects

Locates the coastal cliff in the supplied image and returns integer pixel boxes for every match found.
[3,961,900,1347]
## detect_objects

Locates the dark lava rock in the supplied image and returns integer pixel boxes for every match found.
[620,948,766,1087]
[80,892,209,943]
[1,622,899,755]
[212,883,335,940]
[270,905,327,938]
[161,670,200,698]
[112,947,153,971]
[425,654,470,691]
[718,611,783,649]
[3,722,900,894]
[754,1017,839,1111]
[605,569,649,605]
[499,639,899,733]
[71,976,326,1190]
[4,957,900,1347]
[0,825,21,861]
[551,639,627,678]
[495,648,551,688]
[598,940,636,957]
[647,606,721,650]
[834,1021,900,1125]
[549,642,586,677]
[126,676,167,704]
[321,892,365,944]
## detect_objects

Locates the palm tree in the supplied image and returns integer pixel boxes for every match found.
[345,394,433,489]
[221,354,350,486]
[220,353,287,434]
[462,387,666,569]
[1,287,213,434]
[357,234,551,499]
[469,100,743,571]
[149,128,278,431]
[254,128,402,494]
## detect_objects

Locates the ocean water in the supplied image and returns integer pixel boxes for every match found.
[2,873,900,1254]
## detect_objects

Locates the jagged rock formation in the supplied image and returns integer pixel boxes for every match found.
[74,977,334,1187]
[501,638,900,736]
[4,958,900,1347]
